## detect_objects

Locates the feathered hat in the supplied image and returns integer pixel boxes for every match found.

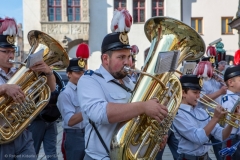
[131,45,139,62]
[206,46,217,64]
[0,17,18,48]
[75,43,90,69]
[193,60,213,80]
[101,9,132,53]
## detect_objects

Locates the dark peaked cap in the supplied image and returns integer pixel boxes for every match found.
[66,58,85,72]
[101,32,131,53]
[180,75,202,90]
[224,65,240,81]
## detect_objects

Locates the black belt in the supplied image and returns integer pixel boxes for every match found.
[64,128,85,133]
[179,152,208,160]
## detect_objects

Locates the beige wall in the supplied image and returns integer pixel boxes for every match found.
[182,0,239,56]
[23,0,41,52]
[23,0,181,70]
[88,0,181,70]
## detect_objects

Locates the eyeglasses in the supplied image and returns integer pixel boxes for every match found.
[0,50,15,55]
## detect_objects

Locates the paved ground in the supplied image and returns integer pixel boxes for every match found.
[37,122,217,160]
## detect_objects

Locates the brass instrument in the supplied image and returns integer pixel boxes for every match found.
[110,17,205,160]
[212,69,226,86]
[0,30,69,144]
[198,93,240,128]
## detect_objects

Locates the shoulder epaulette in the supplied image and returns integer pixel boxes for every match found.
[222,96,228,103]
[84,70,94,76]
[60,86,66,92]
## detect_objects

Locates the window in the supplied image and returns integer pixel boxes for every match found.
[222,17,233,34]
[152,0,164,16]
[114,0,126,10]
[48,0,62,21]
[67,0,81,21]
[133,0,145,23]
[191,18,203,34]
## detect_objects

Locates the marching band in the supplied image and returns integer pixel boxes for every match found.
[1,7,240,160]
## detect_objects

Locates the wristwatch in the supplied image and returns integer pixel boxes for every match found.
[45,69,53,76]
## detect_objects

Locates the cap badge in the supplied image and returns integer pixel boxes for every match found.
[78,59,85,68]
[6,36,15,44]
[209,56,215,63]
[199,78,203,87]
[119,32,129,44]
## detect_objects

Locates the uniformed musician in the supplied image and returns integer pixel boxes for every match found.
[0,17,56,160]
[221,65,240,160]
[197,57,227,160]
[77,25,168,160]
[57,58,87,160]
[173,75,236,160]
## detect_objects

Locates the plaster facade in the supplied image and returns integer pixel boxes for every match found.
[23,0,238,69]
[182,0,239,57]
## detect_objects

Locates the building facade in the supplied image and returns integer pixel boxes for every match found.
[182,0,239,63]
[23,0,181,69]
[23,0,238,69]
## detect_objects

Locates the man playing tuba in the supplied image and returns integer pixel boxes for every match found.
[77,9,168,160]
[0,17,56,160]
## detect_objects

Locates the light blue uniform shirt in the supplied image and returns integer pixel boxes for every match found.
[77,65,135,160]
[221,90,240,135]
[197,78,222,112]
[173,104,224,156]
[128,72,138,83]
[0,67,17,84]
[57,81,87,129]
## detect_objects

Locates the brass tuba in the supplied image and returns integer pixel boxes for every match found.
[110,17,205,160]
[0,30,69,144]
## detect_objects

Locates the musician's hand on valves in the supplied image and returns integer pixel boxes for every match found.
[219,86,228,95]
[3,84,25,103]
[213,105,227,121]
[143,98,168,123]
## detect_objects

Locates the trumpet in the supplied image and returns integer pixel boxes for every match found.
[212,69,226,86]
[198,93,240,128]
[175,70,239,128]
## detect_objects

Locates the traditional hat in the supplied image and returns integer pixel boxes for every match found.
[75,43,90,69]
[180,74,203,90]
[224,65,240,81]
[193,60,213,80]
[0,18,18,48]
[101,9,132,53]
[131,45,139,62]
[206,46,217,63]
[66,58,85,72]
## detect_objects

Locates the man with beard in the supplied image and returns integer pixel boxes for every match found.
[77,31,169,160]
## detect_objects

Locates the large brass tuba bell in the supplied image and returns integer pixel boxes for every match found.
[110,17,205,160]
[0,30,69,144]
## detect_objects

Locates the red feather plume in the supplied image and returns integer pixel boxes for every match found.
[0,18,18,36]
[111,8,132,33]
[76,43,90,59]
[234,49,240,65]
[193,61,213,79]
[206,46,217,57]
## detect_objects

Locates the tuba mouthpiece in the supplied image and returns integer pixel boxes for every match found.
[123,66,131,73]
[8,59,26,66]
